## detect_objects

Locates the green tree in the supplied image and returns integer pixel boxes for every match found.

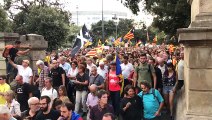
[91,20,116,45]
[0,6,12,32]
[117,19,134,37]
[143,0,191,35]
[13,6,70,50]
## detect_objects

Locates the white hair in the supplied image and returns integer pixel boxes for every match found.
[36,60,44,65]
[0,105,10,114]
[28,97,39,106]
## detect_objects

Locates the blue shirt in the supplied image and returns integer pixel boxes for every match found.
[138,89,164,119]
[60,62,71,75]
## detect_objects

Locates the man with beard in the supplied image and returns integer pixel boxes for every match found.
[35,96,60,120]
[57,102,83,120]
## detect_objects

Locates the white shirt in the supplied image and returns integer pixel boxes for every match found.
[158,64,166,77]
[41,87,58,101]
[87,63,97,75]
[68,68,78,80]
[121,63,134,79]
[17,65,33,83]
[97,66,108,79]
[177,60,184,80]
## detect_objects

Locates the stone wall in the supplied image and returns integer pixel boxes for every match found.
[176,0,212,119]
[0,33,48,76]
[0,33,19,75]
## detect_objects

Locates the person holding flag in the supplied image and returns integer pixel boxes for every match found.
[105,55,123,117]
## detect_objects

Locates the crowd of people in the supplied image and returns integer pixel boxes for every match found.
[0,41,184,120]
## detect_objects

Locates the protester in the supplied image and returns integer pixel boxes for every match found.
[86,58,97,75]
[120,85,142,120]
[176,51,184,90]
[15,75,32,112]
[8,58,33,84]
[4,90,21,118]
[58,102,83,120]
[90,90,114,120]
[102,113,115,120]
[35,60,49,91]
[0,75,10,105]
[0,105,17,120]
[134,53,157,89]
[41,77,58,103]
[21,97,40,120]
[138,81,164,120]
[106,61,121,116]
[35,96,60,120]
[58,85,69,102]
[86,84,99,120]
[67,61,78,103]
[4,40,31,75]
[59,56,71,76]
[49,60,66,89]
[163,62,177,119]
[121,56,134,87]
[52,98,63,111]
[74,64,89,116]
[89,66,104,89]
[97,61,108,80]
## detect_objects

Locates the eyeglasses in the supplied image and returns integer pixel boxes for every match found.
[31,103,40,106]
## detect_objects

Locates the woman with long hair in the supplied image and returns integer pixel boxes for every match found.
[162,62,178,119]
[120,85,142,120]
[4,90,21,119]
[58,85,69,103]
[67,61,78,103]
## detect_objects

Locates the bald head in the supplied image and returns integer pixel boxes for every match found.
[15,75,23,84]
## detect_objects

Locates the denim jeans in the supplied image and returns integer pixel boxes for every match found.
[110,91,120,116]
[75,90,87,113]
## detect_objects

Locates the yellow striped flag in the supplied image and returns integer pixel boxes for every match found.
[124,28,134,40]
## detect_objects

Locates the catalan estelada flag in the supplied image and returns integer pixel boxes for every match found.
[124,28,134,40]
[115,55,124,95]
[114,37,122,46]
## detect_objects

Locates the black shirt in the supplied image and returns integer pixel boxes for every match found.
[16,83,32,112]
[35,110,60,120]
[9,48,19,61]
[90,104,114,120]
[75,73,89,91]
[49,67,65,88]
[21,110,38,120]
[120,95,142,120]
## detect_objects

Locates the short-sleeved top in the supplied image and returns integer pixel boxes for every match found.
[0,83,10,104]
[9,48,19,61]
[135,63,155,86]
[35,109,60,120]
[138,89,164,119]
[16,83,32,111]
[75,73,89,91]
[49,67,65,88]
[108,70,121,91]
[17,65,33,83]
[89,74,104,86]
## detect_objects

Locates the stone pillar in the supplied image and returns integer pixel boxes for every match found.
[0,33,19,75]
[176,0,212,119]
[19,34,48,73]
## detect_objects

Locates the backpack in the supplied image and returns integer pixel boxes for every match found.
[2,45,14,58]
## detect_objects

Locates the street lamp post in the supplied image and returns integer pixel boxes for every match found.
[102,0,104,44]
[112,14,118,39]
[76,5,79,26]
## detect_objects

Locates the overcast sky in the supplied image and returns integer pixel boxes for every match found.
[0,0,153,26]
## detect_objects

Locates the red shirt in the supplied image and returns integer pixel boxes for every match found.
[108,70,121,91]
